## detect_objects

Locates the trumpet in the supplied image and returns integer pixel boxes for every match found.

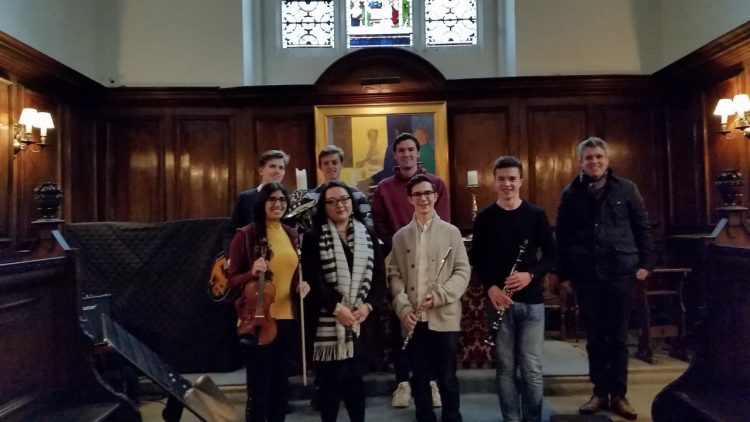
[402,247,453,350]
[485,239,528,346]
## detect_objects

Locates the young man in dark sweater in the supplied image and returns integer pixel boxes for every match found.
[471,155,556,422]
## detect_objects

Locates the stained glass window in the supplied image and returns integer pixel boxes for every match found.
[281,0,335,48]
[425,0,477,46]
[346,1,413,48]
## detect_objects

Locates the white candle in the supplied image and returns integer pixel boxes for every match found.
[467,170,478,186]
[295,168,308,190]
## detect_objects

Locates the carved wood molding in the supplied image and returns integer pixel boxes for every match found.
[104,74,658,110]
[655,21,750,89]
[0,32,104,102]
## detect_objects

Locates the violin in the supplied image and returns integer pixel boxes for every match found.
[238,236,277,345]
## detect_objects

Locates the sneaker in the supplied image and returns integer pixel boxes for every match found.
[392,381,411,408]
[430,381,442,408]
[610,395,637,420]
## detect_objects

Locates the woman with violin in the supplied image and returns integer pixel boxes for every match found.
[301,181,386,422]
[228,182,309,422]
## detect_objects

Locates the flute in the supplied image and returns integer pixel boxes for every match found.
[484,239,528,346]
[402,247,453,350]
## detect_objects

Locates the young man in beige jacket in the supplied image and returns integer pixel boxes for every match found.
[389,174,470,422]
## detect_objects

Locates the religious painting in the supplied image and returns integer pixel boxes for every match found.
[314,102,448,192]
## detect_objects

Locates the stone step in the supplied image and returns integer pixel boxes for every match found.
[139,363,686,406]
[136,344,688,404]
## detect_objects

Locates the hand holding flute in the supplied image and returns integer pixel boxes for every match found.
[402,247,452,350]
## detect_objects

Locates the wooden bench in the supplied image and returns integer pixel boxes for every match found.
[0,256,140,421]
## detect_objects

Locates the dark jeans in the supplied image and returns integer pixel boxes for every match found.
[389,312,411,383]
[315,359,366,422]
[407,322,462,422]
[576,277,634,398]
[243,320,297,422]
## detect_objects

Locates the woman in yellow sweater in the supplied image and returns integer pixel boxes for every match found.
[228,182,308,422]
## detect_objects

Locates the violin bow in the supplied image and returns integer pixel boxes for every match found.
[297,237,307,386]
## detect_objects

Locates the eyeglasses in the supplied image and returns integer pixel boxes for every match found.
[266,196,288,204]
[324,196,351,206]
[409,190,435,199]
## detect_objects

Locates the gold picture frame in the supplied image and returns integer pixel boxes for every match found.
[314,102,449,192]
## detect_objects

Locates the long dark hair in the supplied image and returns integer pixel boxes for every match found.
[252,183,290,241]
[312,181,365,230]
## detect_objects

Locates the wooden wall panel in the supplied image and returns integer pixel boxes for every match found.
[64,105,98,223]
[599,106,663,232]
[665,93,704,230]
[174,117,232,219]
[450,109,510,231]
[0,81,11,248]
[703,74,750,225]
[253,115,315,190]
[16,89,59,246]
[102,118,163,222]
[525,107,587,224]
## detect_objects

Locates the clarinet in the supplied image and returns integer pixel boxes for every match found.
[485,239,528,346]
[402,247,453,350]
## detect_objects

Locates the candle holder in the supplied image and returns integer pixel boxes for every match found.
[467,184,479,221]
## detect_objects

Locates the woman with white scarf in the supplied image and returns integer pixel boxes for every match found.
[301,180,386,422]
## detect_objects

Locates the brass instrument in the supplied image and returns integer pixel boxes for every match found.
[402,247,453,350]
[485,239,528,346]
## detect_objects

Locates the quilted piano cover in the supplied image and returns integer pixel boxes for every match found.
[66,218,241,373]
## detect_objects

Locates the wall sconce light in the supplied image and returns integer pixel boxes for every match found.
[714,94,750,139]
[13,108,55,157]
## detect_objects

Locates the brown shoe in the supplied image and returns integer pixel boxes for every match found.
[579,395,608,414]
[611,396,638,420]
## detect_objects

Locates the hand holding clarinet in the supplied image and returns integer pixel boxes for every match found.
[485,239,528,346]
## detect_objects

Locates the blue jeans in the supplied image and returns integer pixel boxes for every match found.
[488,302,544,422]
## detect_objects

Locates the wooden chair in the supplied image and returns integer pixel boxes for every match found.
[635,267,691,363]
[543,273,579,341]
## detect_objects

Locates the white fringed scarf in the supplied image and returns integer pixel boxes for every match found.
[313,218,374,361]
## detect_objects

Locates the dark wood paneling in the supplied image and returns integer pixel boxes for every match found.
[174,117,233,219]
[254,115,315,190]
[450,109,510,230]
[16,89,59,246]
[599,105,663,231]
[525,106,588,224]
[665,93,704,230]
[0,32,104,102]
[702,74,750,225]
[103,118,164,222]
[65,105,98,222]
[0,81,11,246]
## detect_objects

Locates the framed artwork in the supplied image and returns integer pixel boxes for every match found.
[314,102,448,192]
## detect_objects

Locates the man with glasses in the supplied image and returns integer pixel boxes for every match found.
[372,132,450,408]
[389,174,469,422]
[224,149,290,252]
[303,145,372,226]
[471,156,556,422]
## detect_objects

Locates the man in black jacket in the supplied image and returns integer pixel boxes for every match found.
[224,149,289,253]
[556,137,654,420]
